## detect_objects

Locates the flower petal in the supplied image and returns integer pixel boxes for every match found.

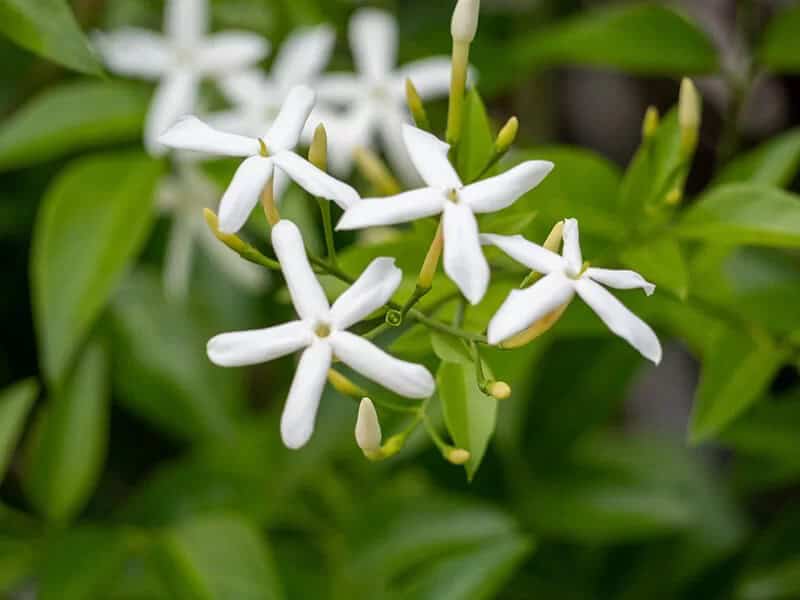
[307,104,374,176]
[199,32,269,75]
[159,115,260,156]
[330,331,434,398]
[330,258,402,330]
[379,111,422,186]
[207,320,312,367]
[402,124,462,189]
[145,71,198,156]
[218,155,273,233]
[394,57,454,99]
[336,188,444,231]
[487,273,575,345]
[350,8,397,82]
[273,25,336,90]
[165,0,207,46]
[93,29,170,78]
[575,278,662,364]
[281,341,332,449]
[219,70,276,107]
[461,161,554,214]
[480,233,563,274]
[443,202,489,305]
[315,73,363,105]
[272,166,290,204]
[585,268,656,296]
[271,219,330,320]
[562,218,583,274]
[272,151,359,210]
[266,85,316,150]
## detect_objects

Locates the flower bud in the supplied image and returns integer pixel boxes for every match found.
[543,220,564,254]
[487,381,511,400]
[308,124,328,172]
[405,79,430,131]
[494,116,519,155]
[355,398,382,453]
[446,447,471,465]
[499,302,569,349]
[642,106,659,141]
[451,0,481,43]
[679,78,701,155]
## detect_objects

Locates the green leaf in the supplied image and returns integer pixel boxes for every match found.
[457,89,494,183]
[430,331,473,366]
[714,128,800,189]
[155,513,284,600]
[737,557,800,600]
[0,80,149,171]
[759,5,800,73]
[0,0,103,75]
[511,5,717,76]
[722,393,800,467]
[678,184,800,248]
[437,361,497,480]
[0,378,37,481]
[24,341,110,523]
[31,152,162,386]
[689,327,786,443]
[621,238,688,300]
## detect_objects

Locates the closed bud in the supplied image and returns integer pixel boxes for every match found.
[405,79,430,130]
[679,78,701,154]
[355,398,382,453]
[495,116,519,155]
[543,220,564,254]
[487,381,511,400]
[451,0,481,43]
[446,447,471,465]
[309,124,328,172]
[204,208,245,253]
[642,106,660,141]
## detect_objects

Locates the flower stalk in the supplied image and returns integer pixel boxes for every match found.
[309,124,338,266]
[203,209,281,271]
[354,147,402,196]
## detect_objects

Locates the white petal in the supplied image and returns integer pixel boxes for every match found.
[198,32,269,75]
[145,71,198,156]
[443,202,489,305]
[207,321,312,367]
[394,57,454,99]
[271,219,330,320]
[159,115,260,156]
[218,156,273,233]
[165,0,208,46]
[93,29,170,78]
[562,218,583,275]
[273,25,336,90]
[281,341,332,449]
[336,188,444,231]
[350,8,397,82]
[487,273,575,345]
[461,161,554,214]
[330,258,402,330]
[330,331,434,398]
[272,151,359,210]
[308,104,374,176]
[163,219,195,302]
[204,108,253,137]
[266,85,316,150]
[585,269,656,296]
[315,73,363,105]
[575,279,662,364]
[402,124,461,189]
[272,166,290,204]
[480,233,563,274]
[379,110,422,187]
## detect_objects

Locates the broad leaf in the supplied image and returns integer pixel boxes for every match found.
[759,4,800,73]
[0,0,103,75]
[0,80,149,171]
[714,128,800,189]
[0,378,37,481]
[737,557,800,600]
[31,152,162,386]
[457,89,494,183]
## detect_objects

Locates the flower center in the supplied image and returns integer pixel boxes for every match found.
[566,261,591,279]
[446,188,460,203]
[314,322,331,339]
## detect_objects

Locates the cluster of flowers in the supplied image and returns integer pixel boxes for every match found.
[97,0,661,455]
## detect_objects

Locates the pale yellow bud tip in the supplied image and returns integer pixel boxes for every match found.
[451,0,480,42]
[355,398,382,452]
[642,106,660,140]
[495,116,519,154]
[309,124,328,172]
[487,381,511,400]
[679,78,701,130]
[203,208,218,230]
[543,220,564,254]
[447,448,471,465]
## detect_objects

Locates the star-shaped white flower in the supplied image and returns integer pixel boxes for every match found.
[208,219,435,449]
[94,0,269,155]
[336,124,553,305]
[158,86,359,234]
[210,25,336,137]
[483,219,662,364]
[311,8,458,177]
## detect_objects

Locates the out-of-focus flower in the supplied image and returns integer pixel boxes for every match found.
[337,125,553,305]
[210,25,336,136]
[207,220,435,449]
[312,8,458,178]
[483,219,662,363]
[94,0,269,155]
[158,86,359,233]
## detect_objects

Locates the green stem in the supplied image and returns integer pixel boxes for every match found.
[317,198,337,266]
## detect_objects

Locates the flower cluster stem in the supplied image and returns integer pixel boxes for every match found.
[203,209,281,271]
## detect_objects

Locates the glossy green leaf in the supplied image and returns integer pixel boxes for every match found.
[723,393,800,467]
[0,0,103,75]
[678,184,800,248]
[430,331,473,366]
[714,128,800,189]
[457,89,493,183]
[759,5,800,73]
[511,5,717,76]
[31,152,162,386]
[689,327,786,443]
[156,513,283,600]
[24,341,110,523]
[437,361,497,480]
[0,378,37,481]
[621,238,688,300]
[0,80,149,171]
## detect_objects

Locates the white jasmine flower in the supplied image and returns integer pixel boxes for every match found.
[210,25,336,136]
[94,0,269,155]
[158,86,360,234]
[355,398,382,452]
[312,8,457,177]
[483,219,662,364]
[207,220,435,449]
[337,124,553,305]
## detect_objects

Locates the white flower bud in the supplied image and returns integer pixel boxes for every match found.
[355,398,382,452]
[451,0,480,43]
